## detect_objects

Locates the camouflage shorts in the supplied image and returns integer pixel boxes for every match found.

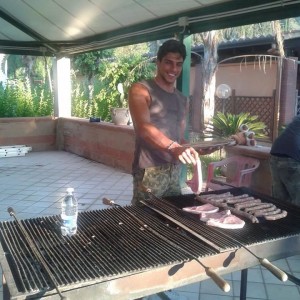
[131,163,181,205]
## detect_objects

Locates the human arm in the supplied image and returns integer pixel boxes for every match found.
[128,82,198,165]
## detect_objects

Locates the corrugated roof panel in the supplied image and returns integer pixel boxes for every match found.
[101,0,156,26]
[23,0,96,40]
[0,0,299,55]
[0,18,34,41]
[56,0,121,33]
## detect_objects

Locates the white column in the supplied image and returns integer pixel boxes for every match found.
[53,56,71,117]
[0,54,7,87]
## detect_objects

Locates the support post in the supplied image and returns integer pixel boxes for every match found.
[53,56,71,117]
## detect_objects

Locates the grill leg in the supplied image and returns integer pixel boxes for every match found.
[240,268,248,300]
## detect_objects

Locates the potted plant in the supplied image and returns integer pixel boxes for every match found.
[110,82,131,125]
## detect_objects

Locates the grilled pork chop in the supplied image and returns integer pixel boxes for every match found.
[183,203,219,214]
[205,210,245,229]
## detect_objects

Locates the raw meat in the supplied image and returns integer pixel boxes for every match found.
[195,195,259,223]
[245,203,275,213]
[235,199,262,210]
[200,209,228,222]
[206,210,245,229]
[264,210,287,220]
[186,158,202,194]
[183,203,219,214]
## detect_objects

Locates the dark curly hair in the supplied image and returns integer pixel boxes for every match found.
[157,39,186,62]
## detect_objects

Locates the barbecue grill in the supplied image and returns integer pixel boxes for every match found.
[1,187,300,300]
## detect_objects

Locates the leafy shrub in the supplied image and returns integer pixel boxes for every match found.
[211,112,267,137]
[0,80,53,117]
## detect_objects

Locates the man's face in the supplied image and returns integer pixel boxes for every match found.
[156,52,184,84]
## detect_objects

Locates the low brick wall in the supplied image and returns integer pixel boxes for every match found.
[56,117,135,173]
[0,117,135,173]
[0,117,272,190]
[0,117,57,151]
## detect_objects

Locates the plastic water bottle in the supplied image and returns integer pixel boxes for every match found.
[61,188,78,236]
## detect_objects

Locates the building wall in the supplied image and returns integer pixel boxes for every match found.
[215,61,277,96]
[190,57,298,136]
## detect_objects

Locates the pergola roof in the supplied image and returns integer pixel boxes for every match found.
[1,0,300,56]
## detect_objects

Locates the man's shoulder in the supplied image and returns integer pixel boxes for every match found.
[174,88,188,102]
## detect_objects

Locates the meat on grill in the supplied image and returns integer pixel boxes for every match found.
[199,209,228,222]
[199,192,288,221]
[206,210,245,229]
[183,203,219,214]
[253,207,280,217]
[245,204,275,213]
[186,158,202,194]
[264,210,288,220]
[235,199,262,210]
[195,195,259,223]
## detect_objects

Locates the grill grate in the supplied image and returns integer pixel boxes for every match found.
[0,206,218,296]
[1,187,300,298]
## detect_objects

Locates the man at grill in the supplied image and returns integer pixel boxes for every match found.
[270,115,300,206]
[129,39,213,205]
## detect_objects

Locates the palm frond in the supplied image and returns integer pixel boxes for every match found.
[211,112,267,138]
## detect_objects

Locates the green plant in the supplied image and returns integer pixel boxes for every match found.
[211,112,267,138]
[0,80,53,117]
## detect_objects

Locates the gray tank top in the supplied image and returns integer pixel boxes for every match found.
[132,79,187,173]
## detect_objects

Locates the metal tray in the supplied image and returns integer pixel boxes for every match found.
[183,138,234,150]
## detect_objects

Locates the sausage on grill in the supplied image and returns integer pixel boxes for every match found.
[245,203,275,213]
[264,210,288,220]
[235,199,262,210]
[226,196,255,204]
[254,207,281,217]
[195,195,259,223]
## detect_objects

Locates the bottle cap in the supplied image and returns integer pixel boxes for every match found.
[66,187,74,194]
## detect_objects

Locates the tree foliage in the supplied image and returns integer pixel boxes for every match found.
[0,80,53,117]
[72,44,156,121]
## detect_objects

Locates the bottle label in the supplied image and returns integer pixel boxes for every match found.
[62,217,77,225]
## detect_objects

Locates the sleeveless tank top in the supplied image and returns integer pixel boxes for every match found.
[132,79,187,172]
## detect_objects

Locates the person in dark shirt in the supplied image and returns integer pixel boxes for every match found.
[270,115,300,206]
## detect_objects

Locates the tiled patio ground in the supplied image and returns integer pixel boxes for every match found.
[0,151,299,300]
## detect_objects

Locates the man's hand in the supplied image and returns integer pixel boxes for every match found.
[169,144,199,165]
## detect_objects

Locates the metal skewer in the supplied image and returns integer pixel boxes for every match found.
[7,207,67,300]
[102,198,231,293]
